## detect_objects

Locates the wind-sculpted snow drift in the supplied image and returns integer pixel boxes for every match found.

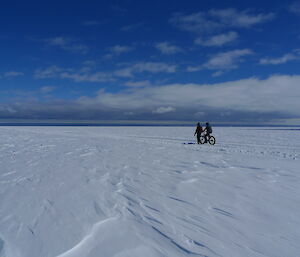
[0,126,299,257]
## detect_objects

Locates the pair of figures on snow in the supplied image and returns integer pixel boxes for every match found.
[194,122,212,144]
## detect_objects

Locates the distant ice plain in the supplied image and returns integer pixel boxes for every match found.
[0,126,299,257]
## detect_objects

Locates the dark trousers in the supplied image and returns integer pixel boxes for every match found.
[196,133,201,144]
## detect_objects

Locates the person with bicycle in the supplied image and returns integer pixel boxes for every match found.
[204,122,212,142]
[194,122,203,144]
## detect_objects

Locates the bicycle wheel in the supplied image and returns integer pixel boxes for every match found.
[199,136,206,144]
[208,136,216,145]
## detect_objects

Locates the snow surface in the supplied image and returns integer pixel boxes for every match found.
[0,126,299,257]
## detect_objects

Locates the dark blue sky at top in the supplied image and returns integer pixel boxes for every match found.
[0,0,300,122]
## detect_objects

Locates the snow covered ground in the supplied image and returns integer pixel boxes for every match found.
[0,126,299,257]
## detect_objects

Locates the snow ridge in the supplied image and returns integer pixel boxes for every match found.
[56,217,118,257]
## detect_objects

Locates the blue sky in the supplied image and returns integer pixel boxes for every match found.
[1,0,300,123]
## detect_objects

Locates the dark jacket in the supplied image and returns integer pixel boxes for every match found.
[205,125,212,133]
[194,125,203,136]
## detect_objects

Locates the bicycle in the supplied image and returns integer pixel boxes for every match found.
[199,134,216,145]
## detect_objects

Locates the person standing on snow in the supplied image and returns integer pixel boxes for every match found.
[204,122,212,142]
[194,122,203,144]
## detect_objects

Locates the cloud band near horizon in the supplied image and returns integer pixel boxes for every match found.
[1,75,300,123]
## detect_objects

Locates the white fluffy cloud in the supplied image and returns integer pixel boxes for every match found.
[34,66,114,82]
[40,86,56,94]
[3,71,24,77]
[34,66,64,79]
[195,31,238,47]
[120,23,143,31]
[155,42,183,54]
[35,62,177,82]
[208,9,275,28]
[188,49,253,74]
[289,2,300,15]
[152,106,176,114]
[170,8,274,34]
[114,62,177,78]
[105,45,134,58]
[124,80,152,87]
[44,37,88,54]
[259,51,300,65]
[204,49,253,69]
[60,71,115,82]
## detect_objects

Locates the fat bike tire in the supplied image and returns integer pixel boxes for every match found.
[208,136,216,145]
[199,136,206,144]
